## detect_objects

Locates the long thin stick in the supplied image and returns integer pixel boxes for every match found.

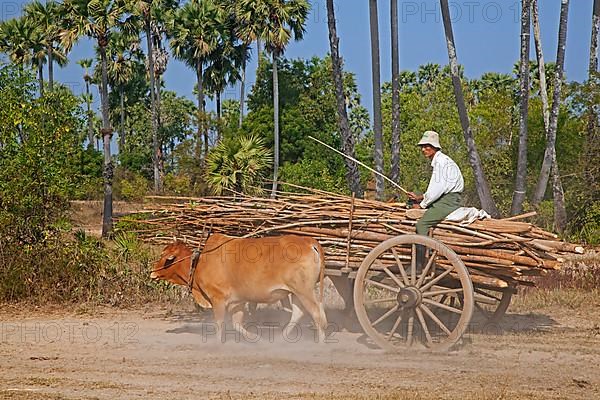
[308,135,409,195]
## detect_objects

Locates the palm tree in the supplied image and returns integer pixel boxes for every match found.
[205,135,272,195]
[326,0,363,197]
[510,0,531,216]
[105,32,137,152]
[399,70,417,91]
[204,40,247,140]
[234,0,265,128]
[0,17,36,70]
[77,58,96,147]
[61,0,127,238]
[532,0,570,232]
[530,0,567,230]
[439,0,500,216]
[24,0,61,92]
[390,0,401,186]
[235,0,309,197]
[479,72,514,92]
[168,0,224,160]
[127,0,159,192]
[368,0,384,200]
[417,63,441,91]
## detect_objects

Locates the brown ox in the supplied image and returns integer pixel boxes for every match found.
[151,234,327,341]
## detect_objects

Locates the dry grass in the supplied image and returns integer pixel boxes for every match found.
[511,288,600,312]
[512,251,600,312]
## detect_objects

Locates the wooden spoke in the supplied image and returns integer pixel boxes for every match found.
[420,267,454,292]
[406,313,414,346]
[371,304,399,327]
[420,304,452,336]
[383,266,405,289]
[423,298,463,315]
[416,250,438,287]
[410,244,417,284]
[415,308,432,345]
[365,279,400,293]
[422,287,464,298]
[364,297,397,306]
[386,314,403,341]
[354,235,474,352]
[391,247,410,286]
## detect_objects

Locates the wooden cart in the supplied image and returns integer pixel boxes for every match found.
[129,191,579,352]
[324,233,514,352]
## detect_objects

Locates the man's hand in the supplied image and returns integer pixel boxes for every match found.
[407,192,424,202]
[411,203,422,209]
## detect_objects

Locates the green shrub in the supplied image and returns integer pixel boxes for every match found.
[163,172,193,196]
[0,230,177,305]
[114,168,150,201]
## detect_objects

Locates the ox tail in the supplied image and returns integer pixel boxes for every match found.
[315,244,325,305]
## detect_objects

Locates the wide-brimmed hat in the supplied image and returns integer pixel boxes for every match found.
[417,130,441,149]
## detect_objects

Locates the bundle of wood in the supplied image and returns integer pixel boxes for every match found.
[120,186,584,289]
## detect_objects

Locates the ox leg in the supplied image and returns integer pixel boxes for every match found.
[293,291,328,343]
[212,302,227,343]
[283,295,305,340]
[231,303,253,341]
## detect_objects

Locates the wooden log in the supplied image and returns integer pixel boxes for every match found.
[502,211,537,221]
[446,245,541,267]
[530,239,584,254]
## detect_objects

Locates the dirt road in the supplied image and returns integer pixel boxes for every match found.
[1,301,599,400]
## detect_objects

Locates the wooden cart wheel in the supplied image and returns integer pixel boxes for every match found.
[353,235,474,352]
[473,286,513,325]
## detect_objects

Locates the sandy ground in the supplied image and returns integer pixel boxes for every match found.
[1,301,599,400]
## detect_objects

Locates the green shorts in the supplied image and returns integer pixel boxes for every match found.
[415,192,462,236]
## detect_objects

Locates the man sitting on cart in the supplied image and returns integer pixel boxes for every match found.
[407,131,464,266]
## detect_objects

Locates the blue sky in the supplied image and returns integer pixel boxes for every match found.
[2,0,595,115]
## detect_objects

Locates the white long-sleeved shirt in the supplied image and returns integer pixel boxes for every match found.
[420,151,464,208]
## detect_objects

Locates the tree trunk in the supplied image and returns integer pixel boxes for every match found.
[37,57,44,97]
[532,0,567,231]
[257,40,262,62]
[239,59,246,129]
[369,0,384,200]
[586,0,600,195]
[216,90,222,142]
[156,74,162,127]
[532,0,570,205]
[119,85,125,152]
[47,43,53,92]
[390,0,401,186]
[551,149,567,232]
[326,0,363,197]
[99,43,113,238]
[511,0,531,216]
[532,0,550,129]
[439,0,500,217]
[156,74,164,182]
[196,60,205,160]
[271,52,280,198]
[146,19,161,193]
[85,80,94,149]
